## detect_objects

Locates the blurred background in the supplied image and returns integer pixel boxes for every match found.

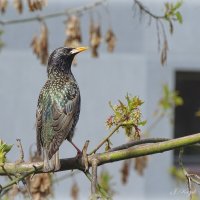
[0,0,200,199]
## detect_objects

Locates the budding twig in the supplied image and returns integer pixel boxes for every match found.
[89,123,122,155]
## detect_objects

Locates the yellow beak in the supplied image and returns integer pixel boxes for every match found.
[70,46,88,54]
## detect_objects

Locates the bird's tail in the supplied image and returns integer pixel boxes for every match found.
[43,150,60,172]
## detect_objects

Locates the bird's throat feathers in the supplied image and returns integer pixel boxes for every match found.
[47,58,74,79]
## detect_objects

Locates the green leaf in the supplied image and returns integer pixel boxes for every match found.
[163,84,170,98]
[98,170,114,196]
[173,1,183,10]
[138,120,147,126]
[196,110,200,117]
[0,139,13,163]
[165,2,170,10]
[169,166,186,182]
[175,11,183,23]
[108,101,115,112]
[174,96,183,106]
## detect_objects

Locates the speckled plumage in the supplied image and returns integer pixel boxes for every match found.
[36,47,87,171]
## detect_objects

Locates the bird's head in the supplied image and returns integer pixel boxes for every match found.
[47,46,88,77]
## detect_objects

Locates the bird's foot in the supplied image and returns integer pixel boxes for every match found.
[69,140,90,171]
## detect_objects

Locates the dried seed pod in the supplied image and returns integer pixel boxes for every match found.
[31,35,40,58]
[39,22,48,65]
[89,19,101,57]
[27,0,47,12]
[13,0,23,14]
[134,156,148,176]
[120,160,131,184]
[70,182,79,200]
[160,39,168,66]
[64,15,82,65]
[64,15,82,46]
[105,28,116,53]
[31,22,49,65]
[0,0,8,13]
[24,151,52,200]
[29,173,52,200]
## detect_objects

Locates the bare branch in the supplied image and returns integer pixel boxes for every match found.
[82,140,90,171]
[16,139,24,163]
[134,0,164,20]
[84,171,109,199]
[108,137,169,152]
[0,167,39,194]
[91,159,98,197]
[178,148,200,199]
[1,132,200,196]
[0,0,107,26]
[1,133,200,177]
[133,0,170,65]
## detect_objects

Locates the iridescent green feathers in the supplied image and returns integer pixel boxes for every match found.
[37,80,80,156]
[36,47,87,171]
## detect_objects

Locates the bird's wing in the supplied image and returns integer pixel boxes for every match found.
[36,80,51,156]
[36,108,42,155]
[48,91,80,159]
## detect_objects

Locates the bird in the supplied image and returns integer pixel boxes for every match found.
[36,46,87,172]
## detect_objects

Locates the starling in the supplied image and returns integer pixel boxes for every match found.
[36,46,87,172]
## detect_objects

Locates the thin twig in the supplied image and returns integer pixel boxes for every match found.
[134,0,164,20]
[82,140,90,171]
[16,139,24,163]
[133,0,169,65]
[0,167,39,194]
[189,174,200,185]
[91,160,98,196]
[89,123,122,155]
[1,165,13,181]
[53,171,80,183]
[179,148,194,200]
[84,171,110,199]
[0,0,107,26]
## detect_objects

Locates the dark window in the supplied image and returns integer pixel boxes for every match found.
[174,71,200,166]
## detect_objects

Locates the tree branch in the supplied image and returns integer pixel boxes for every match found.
[108,137,169,152]
[97,133,200,165]
[134,0,165,20]
[0,0,107,26]
[1,133,200,176]
[0,167,38,193]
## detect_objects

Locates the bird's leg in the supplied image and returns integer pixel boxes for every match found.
[69,140,82,156]
[69,140,90,171]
